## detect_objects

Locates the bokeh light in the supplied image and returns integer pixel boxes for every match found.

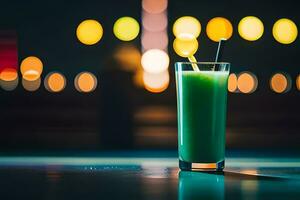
[133,69,144,88]
[0,31,18,74]
[297,75,300,91]
[142,11,168,32]
[141,0,168,54]
[143,70,169,93]
[173,16,201,38]
[206,17,233,42]
[228,73,238,92]
[113,17,140,41]
[76,19,103,45]
[114,44,141,72]
[75,72,97,93]
[237,72,258,94]
[142,30,168,51]
[238,16,264,41]
[141,49,169,74]
[20,56,43,81]
[173,35,198,57]
[44,72,66,93]
[22,77,41,92]
[272,18,298,44]
[142,0,168,14]
[270,73,291,93]
[0,68,18,81]
[0,74,18,91]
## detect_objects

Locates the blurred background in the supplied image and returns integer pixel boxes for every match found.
[0,0,299,152]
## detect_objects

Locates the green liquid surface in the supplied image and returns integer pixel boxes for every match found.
[176,71,228,163]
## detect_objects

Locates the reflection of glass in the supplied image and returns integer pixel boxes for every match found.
[175,62,230,171]
[179,171,224,200]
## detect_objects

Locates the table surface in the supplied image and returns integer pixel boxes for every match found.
[0,151,300,200]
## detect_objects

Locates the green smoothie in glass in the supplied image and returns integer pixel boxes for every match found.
[175,62,230,171]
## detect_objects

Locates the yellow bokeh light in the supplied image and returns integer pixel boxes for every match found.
[173,35,198,57]
[273,18,298,44]
[141,49,169,74]
[0,68,18,81]
[143,70,169,93]
[113,17,140,41]
[237,72,258,94]
[173,16,201,38]
[20,56,43,81]
[22,77,41,92]
[206,17,233,42]
[228,73,238,92]
[75,72,97,93]
[76,19,103,45]
[270,73,291,93]
[238,16,264,41]
[45,72,66,92]
[297,75,300,91]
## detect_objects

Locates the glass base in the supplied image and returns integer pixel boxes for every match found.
[179,159,224,172]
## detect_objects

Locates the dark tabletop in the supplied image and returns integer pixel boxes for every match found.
[0,151,299,200]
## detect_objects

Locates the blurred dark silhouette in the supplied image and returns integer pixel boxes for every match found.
[98,57,135,149]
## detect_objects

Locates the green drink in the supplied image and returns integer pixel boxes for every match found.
[175,62,230,171]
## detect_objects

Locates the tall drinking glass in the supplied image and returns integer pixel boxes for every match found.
[175,62,230,171]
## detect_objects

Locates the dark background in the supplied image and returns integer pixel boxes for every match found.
[0,0,299,151]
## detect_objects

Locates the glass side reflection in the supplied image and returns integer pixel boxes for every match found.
[179,171,224,200]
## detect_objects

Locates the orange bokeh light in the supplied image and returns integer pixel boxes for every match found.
[133,69,144,88]
[20,56,43,81]
[0,68,18,81]
[228,73,238,92]
[75,72,97,93]
[23,70,40,82]
[142,0,168,14]
[297,75,300,91]
[114,44,141,72]
[270,73,291,93]
[237,72,258,94]
[45,72,66,92]
[206,17,233,42]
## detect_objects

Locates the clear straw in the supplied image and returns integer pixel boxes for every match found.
[215,39,226,63]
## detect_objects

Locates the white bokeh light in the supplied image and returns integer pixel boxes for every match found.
[141,49,169,74]
[143,70,169,93]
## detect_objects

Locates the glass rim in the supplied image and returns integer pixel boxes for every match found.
[175,62,230,65]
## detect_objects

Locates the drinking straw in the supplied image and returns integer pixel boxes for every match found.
[215,38,226,62]
[188,55,200,71]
